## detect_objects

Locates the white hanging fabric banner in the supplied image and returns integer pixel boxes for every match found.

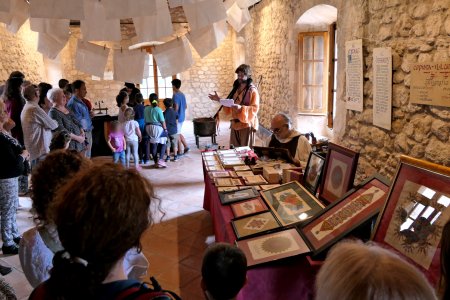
[0,0,11,12]
[103,0,156,19]
[30,0,84,19]
[81,0,121,41]
[143,54,150,78]
[168,0,197,8]
[30,18,70,42]
[226,2,251,33]
[153,36,194,78]
[113,49,147,83]
[236,0,260,9]
[37,32,67,59]
[75,40,110,78]
[133,0,173,42]
[0,0,29,33]
[187,20,228,58]
[183,0,227,32]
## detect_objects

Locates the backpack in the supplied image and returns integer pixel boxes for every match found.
[116,276,182,300]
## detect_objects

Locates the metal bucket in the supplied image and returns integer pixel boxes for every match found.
[193,117,216,137]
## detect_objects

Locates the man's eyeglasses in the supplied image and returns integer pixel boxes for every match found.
[270,124,287,134]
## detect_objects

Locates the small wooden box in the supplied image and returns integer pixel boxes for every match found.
[263,166,281,184]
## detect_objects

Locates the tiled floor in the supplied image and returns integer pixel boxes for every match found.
[1,120,253,300]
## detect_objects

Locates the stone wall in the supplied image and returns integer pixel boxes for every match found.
[180,27,236,120]
[242,0,450,181]
[0,21,46,84]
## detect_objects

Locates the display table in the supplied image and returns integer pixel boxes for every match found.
[202,161,319,300]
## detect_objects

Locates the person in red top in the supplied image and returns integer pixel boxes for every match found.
[208,64,259,147]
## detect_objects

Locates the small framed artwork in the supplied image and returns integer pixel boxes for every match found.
[206,165,224,171]
[260,184,281,190]
[231,211,281,239]
[260,181,325,226]
[300,174,390,255]
[219,187,260,205]
[372,155,450,286]
[302,152,326,195]
[319,143,359,204]
[217,186,240,192]
[209,171,237,179]
[236,171,255,177]
[214,178,243,187]
[243,175,268,185]
[202,151,216,156]
[236,228,311,267]
[231,198,268,218]
[233,165,251,171]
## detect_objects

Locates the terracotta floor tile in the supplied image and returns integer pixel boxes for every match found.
[158,264,201,288]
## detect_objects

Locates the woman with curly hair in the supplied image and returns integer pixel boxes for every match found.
[19,150,91,287]
[29,163,163,299]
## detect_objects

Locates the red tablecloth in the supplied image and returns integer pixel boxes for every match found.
[203,162,319,300]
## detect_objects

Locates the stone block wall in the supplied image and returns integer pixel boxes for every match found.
[180,27,236,120]
[0,21,46,84]
[242,0,450,181]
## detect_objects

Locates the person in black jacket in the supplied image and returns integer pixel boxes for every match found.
[0,100,29,255]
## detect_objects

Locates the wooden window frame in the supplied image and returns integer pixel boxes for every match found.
[327,23,337,129]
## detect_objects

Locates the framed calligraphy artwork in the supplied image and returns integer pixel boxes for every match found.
[302,152,326,195]
[231,211,281,239]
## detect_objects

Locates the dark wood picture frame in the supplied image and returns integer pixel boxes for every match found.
[231,198,269,218]
[302,152,326,195]
[371,155,450,287]
[319,142,359,204]
[231,211,281,240]
[300,174,390,255]
[219,187,260,205]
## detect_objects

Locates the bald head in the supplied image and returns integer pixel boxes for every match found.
[271,113,292,139]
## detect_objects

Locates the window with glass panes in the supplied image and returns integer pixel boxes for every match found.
[140,54,178,100]
[298,32,329,115]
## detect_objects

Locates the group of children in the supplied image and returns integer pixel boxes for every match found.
[107,90,183,169]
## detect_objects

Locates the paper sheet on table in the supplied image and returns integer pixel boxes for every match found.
[236,0,260,8]
[183,0,227,32]
[187,20,227,58]
[113,49,147,83]
[30,18,70,41]
[168,0,196,8]
[81,0,121,41]
[30,0,84,19]
[0,0,11,12]
[133,0,173,42]
[75,40,110,78]
[37,32,67,59]
[220,99,234,107]
[153,36,194,78]
[226,2,251,32]
[103,0,156,19]
[1,0,29,33]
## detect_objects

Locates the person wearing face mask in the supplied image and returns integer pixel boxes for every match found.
[269,113,311,168]
[208,64,260,147]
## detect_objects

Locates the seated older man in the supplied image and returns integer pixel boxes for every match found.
[268,113,311,167]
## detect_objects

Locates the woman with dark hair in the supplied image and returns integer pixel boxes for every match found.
[29,163,162,299]
[2,76,25,145]
[208,64,260,147]
[116,91,129,123]
[0,100,29,255]
[19,150,91,287]
[37,82,52,113]
[144,93,168,168]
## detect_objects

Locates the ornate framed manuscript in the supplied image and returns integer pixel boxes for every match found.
[372,155,450,286]
[260,181,324,226]
[231,211,281,239]
[302,152,326,195]
[236,228,311,267]
[300,174,390,255]
[319,143,359,204]
[231,198,268,218]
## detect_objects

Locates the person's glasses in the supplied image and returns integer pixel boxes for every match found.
[270,124,287,134]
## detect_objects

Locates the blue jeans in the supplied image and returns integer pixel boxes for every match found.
[113,151,125,166]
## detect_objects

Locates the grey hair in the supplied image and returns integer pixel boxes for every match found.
[47,88,63,103]
[275,113,292,129]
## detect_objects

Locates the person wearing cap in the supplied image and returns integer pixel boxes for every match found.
[208,64,259,147]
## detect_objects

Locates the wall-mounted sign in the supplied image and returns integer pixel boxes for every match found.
[373,47,392,130]
[345,39,363,112]
[411,62,450,108]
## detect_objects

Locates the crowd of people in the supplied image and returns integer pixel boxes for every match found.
[0,69,448,299]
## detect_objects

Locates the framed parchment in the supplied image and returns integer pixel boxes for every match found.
[261,181,324,226]
[373,47,392,130]
[302,152,326,195]
[372,155,450,286]
[411,61,450,108]
[319,143,359,204]
[300,174,390,255]
[345,39,363,112]
[236,228,311,267]
[231,198,268,218]
[232,211,281,239]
